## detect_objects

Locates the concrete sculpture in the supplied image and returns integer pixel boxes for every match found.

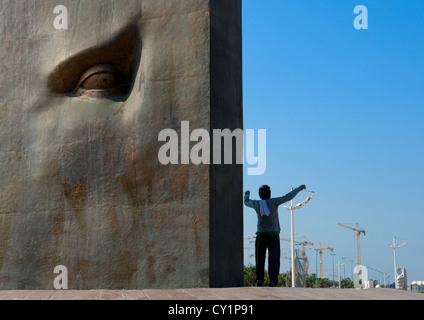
[0,0,243,289]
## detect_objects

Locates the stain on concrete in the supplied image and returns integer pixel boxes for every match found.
[62,179,87,240]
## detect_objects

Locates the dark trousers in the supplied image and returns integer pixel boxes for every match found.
[255,234,280,285]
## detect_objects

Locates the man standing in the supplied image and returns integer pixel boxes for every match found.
[244,185,306,287]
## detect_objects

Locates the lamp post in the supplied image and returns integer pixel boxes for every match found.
[331,253,335,287]
[349,259,354,281]
[390,236,407,289]
[377,270,383,286]
[290,192,295,287]
[282,189,315,288]
[337,259,347,289]
[341,257,346,280]
[315,249,319,288]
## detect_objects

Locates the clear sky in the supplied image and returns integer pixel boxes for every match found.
[242,0,424,285]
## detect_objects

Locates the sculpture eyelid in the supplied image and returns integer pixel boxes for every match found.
[74,64,127,91]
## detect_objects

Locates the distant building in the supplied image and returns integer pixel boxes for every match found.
[410,281,424,293]
[396,268,407,290]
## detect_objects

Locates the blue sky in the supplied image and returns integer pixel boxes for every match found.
[242,0,424,284]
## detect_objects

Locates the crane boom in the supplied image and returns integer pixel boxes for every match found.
[337,222,366,270]
[305,242,334,279]
[337,223,365,235]
[280,238,313,246]
[306,247,334,251]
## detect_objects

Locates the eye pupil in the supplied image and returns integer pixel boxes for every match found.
[76,64,129,96]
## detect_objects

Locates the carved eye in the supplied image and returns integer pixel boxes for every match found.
[81,72,117,90]
[74,64,130,99]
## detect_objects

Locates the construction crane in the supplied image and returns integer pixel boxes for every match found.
[280,238,313,249]
[305,242,334,279]
[244,237,313,255]
[337,222,366,270]
[245,234,294,245]
[248,248,292,260]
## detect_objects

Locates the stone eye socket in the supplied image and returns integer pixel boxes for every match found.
[47,21,141,102]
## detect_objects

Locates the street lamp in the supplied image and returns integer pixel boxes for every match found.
[384,273,389,287]
[282,189,315,288]
[337,259,347,289]
[341,257,346,280]
[315,249,319,288]
[377,270,384,287]
[390,236,407,289]
[349,259,354,280]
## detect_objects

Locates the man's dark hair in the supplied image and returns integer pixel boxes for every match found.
[259,185,271,200]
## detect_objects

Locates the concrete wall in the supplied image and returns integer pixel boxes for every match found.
[0,0,243,289]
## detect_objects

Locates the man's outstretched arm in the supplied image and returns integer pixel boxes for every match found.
[273,185,306,207]
[244,191,257,209]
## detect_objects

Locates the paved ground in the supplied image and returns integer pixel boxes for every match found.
[0,287,423,300]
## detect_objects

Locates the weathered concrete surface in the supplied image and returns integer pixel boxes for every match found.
[0,288,423,300]
[0,0,243,289]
